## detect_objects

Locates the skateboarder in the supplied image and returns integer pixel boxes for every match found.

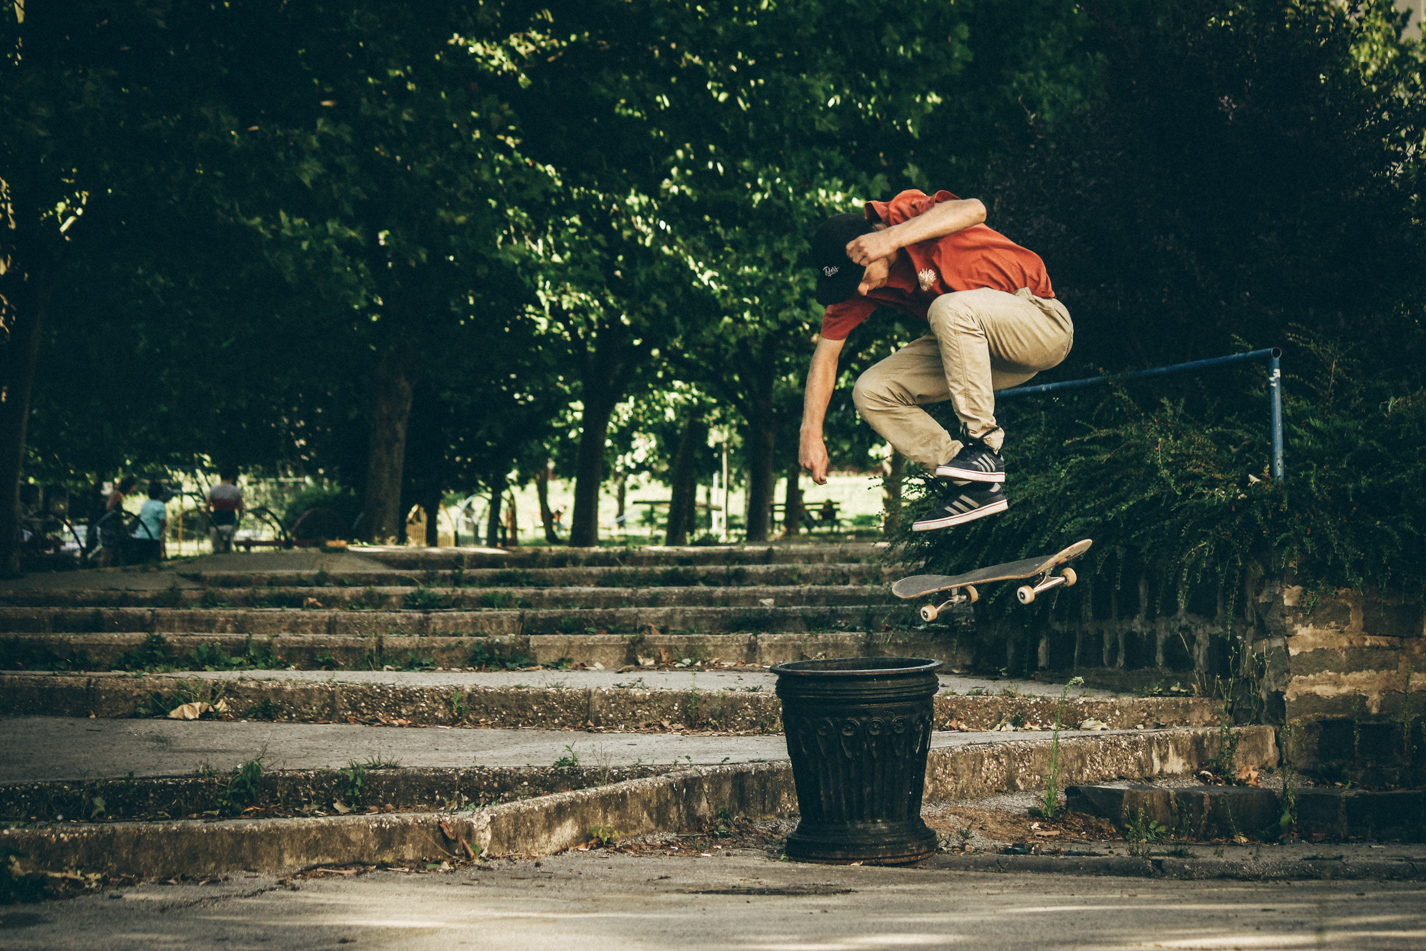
[798,189,1073,531]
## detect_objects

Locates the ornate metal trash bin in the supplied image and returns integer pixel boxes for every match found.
[771,656,941,864]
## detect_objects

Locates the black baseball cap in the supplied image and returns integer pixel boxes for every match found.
[812,212,875,305]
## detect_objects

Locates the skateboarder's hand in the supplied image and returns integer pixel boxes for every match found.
[844,229,899,267]
[799,432,830,485]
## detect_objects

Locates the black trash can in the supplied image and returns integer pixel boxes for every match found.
[772,656,941,864]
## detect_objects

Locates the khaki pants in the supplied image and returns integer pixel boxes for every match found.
[851,287,1073,470]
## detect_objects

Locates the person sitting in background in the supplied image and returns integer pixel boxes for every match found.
[129,480,168,562]
[207,470,245,553]
[97,476,138,567]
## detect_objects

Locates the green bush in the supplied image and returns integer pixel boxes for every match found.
[281,485,361,540]
[900,333,1426,624]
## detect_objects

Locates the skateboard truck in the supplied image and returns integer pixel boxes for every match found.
[1014,565,1077,605]
[919,585,978,622]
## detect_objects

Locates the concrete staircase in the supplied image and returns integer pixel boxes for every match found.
[0,544,1264,885]
[0,543,971,672]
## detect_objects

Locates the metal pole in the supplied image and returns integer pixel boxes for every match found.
[1269,351,1284,480]
[721,442,730,543]
[996,348,1279,400]
[995,347,1285,480]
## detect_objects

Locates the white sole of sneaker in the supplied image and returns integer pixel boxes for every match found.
[911,497,1009,531]
[933,465,1005,483]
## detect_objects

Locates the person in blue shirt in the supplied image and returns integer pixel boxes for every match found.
[130,480,168,562]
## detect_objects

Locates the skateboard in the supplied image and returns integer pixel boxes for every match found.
[892,539,1093,621]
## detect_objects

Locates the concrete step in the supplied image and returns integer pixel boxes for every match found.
[0,582,893,611]
[175,562,890,591]
[353,543,892,570]
[0,669,1220,732]
[0,625,968,671]
[0,602,924,638]
[0,725,1277,878]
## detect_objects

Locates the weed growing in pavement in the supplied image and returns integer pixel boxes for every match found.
[1278,723,1300,839]
[248,698,282,721]
[552,744,580,768]
[136,680,232,718]
[481,590,519,609]
[449,687,469,722]
[1031,676,1084,820]
[183,636,282,672]
[356,756,402,770]
[346,588,383,611]
[217,754,266,816]
[341,762,367,806]
[199,589,231,609]
[116,633,172,671]
[404,589,452,611]
[1125,809,1166,858]
[588,825,620,846]
[468,642,532,670]
[312,569,330,588]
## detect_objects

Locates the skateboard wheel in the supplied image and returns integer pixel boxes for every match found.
[1061,567,1077,588]
[1016,585,1036,605]
[919,604,938,622]
[966,585,979,604]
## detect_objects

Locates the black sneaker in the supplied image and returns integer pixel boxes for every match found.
[912,483,1008,531]
[935,441,1005,483]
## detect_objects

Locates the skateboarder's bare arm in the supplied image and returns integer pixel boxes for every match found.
[799,336,845,485]
[844,198,986,267]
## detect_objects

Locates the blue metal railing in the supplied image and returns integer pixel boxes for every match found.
[995,347,1284,480]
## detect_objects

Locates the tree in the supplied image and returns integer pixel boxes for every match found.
[224,3,544,542]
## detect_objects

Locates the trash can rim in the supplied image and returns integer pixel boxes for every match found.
[770,657,942,677]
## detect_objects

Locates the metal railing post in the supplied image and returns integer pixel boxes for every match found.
[1269,350,1284,480]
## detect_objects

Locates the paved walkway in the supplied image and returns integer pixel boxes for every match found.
[5,851,1424,950]
[0,716,1108,782]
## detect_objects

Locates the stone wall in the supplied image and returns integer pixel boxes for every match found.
[1252,575,1425,787]
[971,563,1426,786]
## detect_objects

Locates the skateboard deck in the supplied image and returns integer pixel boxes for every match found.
[893,539,1092,620]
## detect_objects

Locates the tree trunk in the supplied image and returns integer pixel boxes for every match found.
[569,391,617,547]
[743,420,777,543]
[615,476,627,533]
[485,472,507,548]
[781,461,803,538]
[665,411,706,546]
[0,253,54,577]
[423,492,440,547]
[504,491,519,547]
[535,463,559,544]
[362,348,415,544]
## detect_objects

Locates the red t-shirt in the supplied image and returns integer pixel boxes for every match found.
[819,189,1054,341]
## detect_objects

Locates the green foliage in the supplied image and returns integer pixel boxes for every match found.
[404,589,452,611]
[217,755,265,816]
[116,633,172,672]
[281,486,361,541]
[902,332,1426,634]
[1125,810,1168,857]
[1034,676,1085,820]
[135,680,231,719]
[552,744,580,768]
[468,641,533,670]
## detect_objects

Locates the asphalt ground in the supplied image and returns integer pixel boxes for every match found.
[4,850,1424,950]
